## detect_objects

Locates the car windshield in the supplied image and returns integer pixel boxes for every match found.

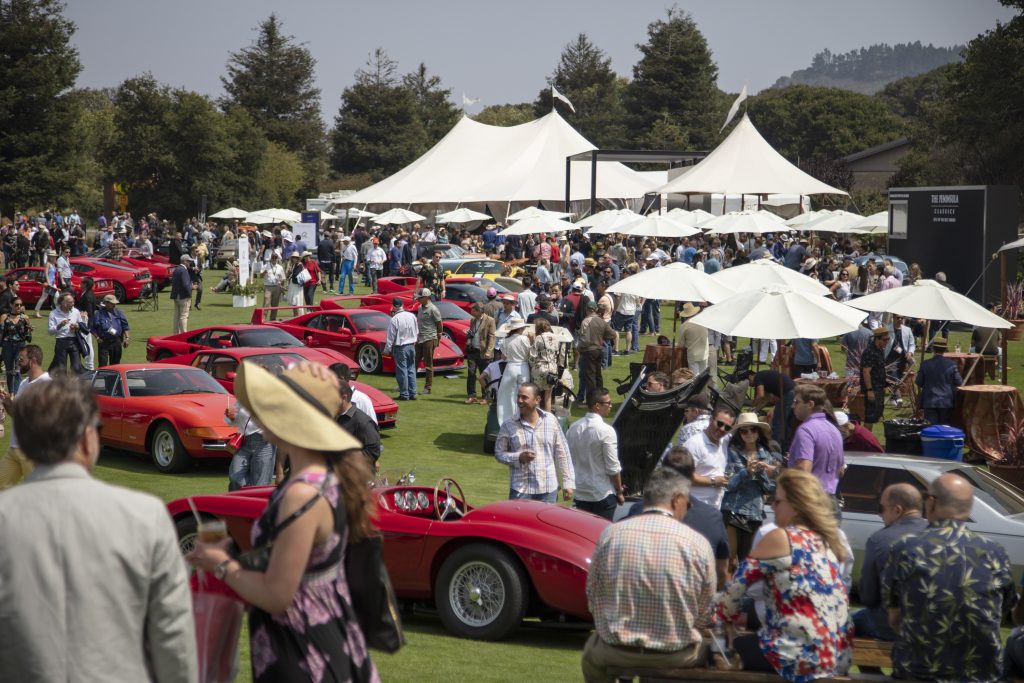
[443,245,465,259]
[246,353,306,374]
[950,467,1024,517]
[350,311,391,332]
[236,329,303,347]
[125,368,226,396]
[434,301,470,320]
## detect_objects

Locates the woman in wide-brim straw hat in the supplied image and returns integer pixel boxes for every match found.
[189,361,380,682]
[721,412,782,569]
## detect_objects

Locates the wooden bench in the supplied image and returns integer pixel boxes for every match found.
[851,638,892,670]
[608,669,892,682]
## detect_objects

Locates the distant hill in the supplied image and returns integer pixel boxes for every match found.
[773,42,964,94]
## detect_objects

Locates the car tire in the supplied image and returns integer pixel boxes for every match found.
[434,544,529,640]
[174,514,213,556]
[357,343,382,374]
[150,421,192,473]
[113,282,127,303]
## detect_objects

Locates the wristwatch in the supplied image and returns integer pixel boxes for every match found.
[214,558,233,581]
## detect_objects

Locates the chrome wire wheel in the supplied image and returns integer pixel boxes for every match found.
[448,560,506,627]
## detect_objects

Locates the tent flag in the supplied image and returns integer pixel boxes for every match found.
[720,85,748,134]
[551,84,576,113]
[462,93,479,107]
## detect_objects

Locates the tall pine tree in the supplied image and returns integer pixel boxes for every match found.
[533,34,627,148]
[625,8,722,150]
[221,14,326,199]
[403,63,459,147]
[0,0,82,213]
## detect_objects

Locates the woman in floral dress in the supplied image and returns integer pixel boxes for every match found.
[0,297,31,392]
[716,469,852,683]
[529,318,560,411]
[190,362,380,683]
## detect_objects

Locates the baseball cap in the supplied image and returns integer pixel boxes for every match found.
[391,297,404,307]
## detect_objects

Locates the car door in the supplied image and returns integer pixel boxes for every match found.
[330,315,358,355]
[87,369,125,444]
[187,330,214,354]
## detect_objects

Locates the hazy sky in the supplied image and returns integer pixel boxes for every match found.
[66,0,1015,115]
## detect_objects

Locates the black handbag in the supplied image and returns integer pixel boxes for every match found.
[346,534,405,653]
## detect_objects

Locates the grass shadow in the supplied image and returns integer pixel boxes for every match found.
[398,612,591,653]
[432,431,483,455]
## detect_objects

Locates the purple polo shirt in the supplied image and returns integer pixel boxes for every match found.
[788,412,844,494]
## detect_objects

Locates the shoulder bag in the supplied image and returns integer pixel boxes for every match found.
[345,534,405,653]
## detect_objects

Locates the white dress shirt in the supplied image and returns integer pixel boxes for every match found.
[683,430,728,509]
[262,262,285,287]
[384,310,419,353]
[566,411,620,502]
[48,306,82,339]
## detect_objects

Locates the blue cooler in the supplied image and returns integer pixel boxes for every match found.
[920,425,965,461]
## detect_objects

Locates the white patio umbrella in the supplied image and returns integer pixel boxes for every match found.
[663,208,701,226]
[583,210,644,235]
[318,211,339,221]
[619,214,701,238]
[803,209,865,233]
[848,279,1010,329]
[435,208,492,223]
[242,213,275,225]
[686,209,717,228]
[209,207,249,220]
[691,285,867,339]
[346,208,378,219]
[607,262,735,304]
[711,258,830,296]
[784,209,830,228]
[847,211,889,235]
[703,210,787,236]
[506,206,573,221]
[247,208,302,223]
[372,208,427,225]
[499,214,580,236]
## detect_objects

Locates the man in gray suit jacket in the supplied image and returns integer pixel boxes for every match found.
[0,375,197,682]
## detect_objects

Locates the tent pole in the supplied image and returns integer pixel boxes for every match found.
[565,157,571,214]
[1002,250,1009,385]
[590,151,597,217]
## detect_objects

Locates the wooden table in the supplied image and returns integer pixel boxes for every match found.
[795,377,850,407]
[642,344,687,375]
[943,352,986,386]
[954,384,1023,462]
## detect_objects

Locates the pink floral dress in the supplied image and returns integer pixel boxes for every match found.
[248,471,379,683]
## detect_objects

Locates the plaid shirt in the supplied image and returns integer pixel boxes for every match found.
[587,511,715,652]
[494,409,575,494]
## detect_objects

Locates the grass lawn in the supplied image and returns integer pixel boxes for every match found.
[13,272,1023,682]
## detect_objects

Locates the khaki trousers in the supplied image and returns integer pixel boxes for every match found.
[581,632,707,683]
[0,447,33,490]
[173,298,191,334]
[263,285,282,320]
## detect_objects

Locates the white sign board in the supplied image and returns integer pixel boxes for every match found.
[237,238,250,286]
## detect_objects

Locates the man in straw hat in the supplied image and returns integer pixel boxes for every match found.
[915,337,962,425]
[91,294,130,367]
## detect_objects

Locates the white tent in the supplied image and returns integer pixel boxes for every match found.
[341,112,656,210]
[655,114,848,197]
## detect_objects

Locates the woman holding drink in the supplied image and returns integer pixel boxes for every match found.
[189,361,379,682]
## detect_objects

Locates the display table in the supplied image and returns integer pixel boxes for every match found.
[795,377,850,407]
[954,384,1023,462]
[642,344,687,375]
[942,352,986,386]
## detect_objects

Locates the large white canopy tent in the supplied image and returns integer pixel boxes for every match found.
[340,112,657,219]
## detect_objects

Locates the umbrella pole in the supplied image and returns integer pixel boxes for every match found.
[1002,251,1009,386]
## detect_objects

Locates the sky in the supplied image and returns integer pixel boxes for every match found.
[65,0,1016,116]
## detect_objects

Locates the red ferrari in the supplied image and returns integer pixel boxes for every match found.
[168,476,607,640]
[4,267,115,306]
[146,324,305,361]
[70,257,153,302]
[375,276,419,294]
[320,296,472,352]
[251,306,465,375]
[157,346,399,429]
[85,364,236,473]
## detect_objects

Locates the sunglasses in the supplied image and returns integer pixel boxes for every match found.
[715,420,733,432]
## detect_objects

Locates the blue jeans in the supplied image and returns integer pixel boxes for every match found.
[574,494,618,521]
[368,267,380,293]
[227,433,277,490]
[509,489,557,503]
[393,344,416,399]
[2,341,24,393]
[640,299,660,334]
[338,259,355,294]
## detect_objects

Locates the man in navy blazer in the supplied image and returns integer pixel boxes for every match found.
[915,337,963,424]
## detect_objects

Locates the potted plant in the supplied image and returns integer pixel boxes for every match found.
[231,281,258,308]
[1000,280,1024,341]
[988,404,1024,490]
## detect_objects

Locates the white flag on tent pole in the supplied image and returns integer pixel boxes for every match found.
[551,84,576,113]
[720,84,748,133]
[462,93,479,107]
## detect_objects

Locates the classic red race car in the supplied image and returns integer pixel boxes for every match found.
[4,267,115,306]
[70,257,153,302]
[168,475,607,640]
[85,364,236,473]
[157,346,399,429]
[146,324,305,361]
[251,306,465,375]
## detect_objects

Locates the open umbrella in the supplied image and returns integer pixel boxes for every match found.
[847,211,889,235]
[506,206,573,222]
[434,208,492,224]
[372,208,427,225]
[346,208,378,219]
[499,214,579,236]
[583,210,644,235]
[318,211,339,221]
[247,208,302,224]
[607,262,735,304]
[619,214,701,239]
[803,209,865,233]
[664,208,700,225]
[691,285,867,339]
[703,210,786,235]
[688,209,717,228]
[848,279,1010,329]
[711,258,829,296]
[209,207,249,220]
[784,209,830,228]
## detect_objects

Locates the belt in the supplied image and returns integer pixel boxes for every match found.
[608,641,685,655]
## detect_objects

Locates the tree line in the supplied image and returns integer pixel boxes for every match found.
[0,1,1019,223]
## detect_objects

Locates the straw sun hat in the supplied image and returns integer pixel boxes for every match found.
[235,362,360,452]
[733,412,771,439]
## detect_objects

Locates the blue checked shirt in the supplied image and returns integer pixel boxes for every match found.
[494,408,575,495]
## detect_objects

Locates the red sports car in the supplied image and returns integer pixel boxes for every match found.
[157,346,399,429]
[442,277,518,312]
[375,276,420,294]
[146,324,305,361]
[4,267,115,306]
[85,364,236,473]
[168,476,607,640]
[87,247,174,289]
[251,307,466,375]
[320,296,471,351]
[70,257,153,302]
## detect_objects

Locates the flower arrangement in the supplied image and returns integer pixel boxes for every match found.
[1002,280,1024,321]
[230,281,259,297]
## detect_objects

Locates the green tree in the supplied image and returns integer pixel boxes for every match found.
[221,13,326,198]
[64,87,117,216]
[331,49,425,179]
[402,63,459,146]
[0,0,82,213]
[747,85,906,160]
[625,7,721,150]
[876,64,956,120]
[474,103,535,127]
[533,34,628,147]
[255,141,305,207]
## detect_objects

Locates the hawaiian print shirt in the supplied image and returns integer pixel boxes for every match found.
[882,519,1015,682]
